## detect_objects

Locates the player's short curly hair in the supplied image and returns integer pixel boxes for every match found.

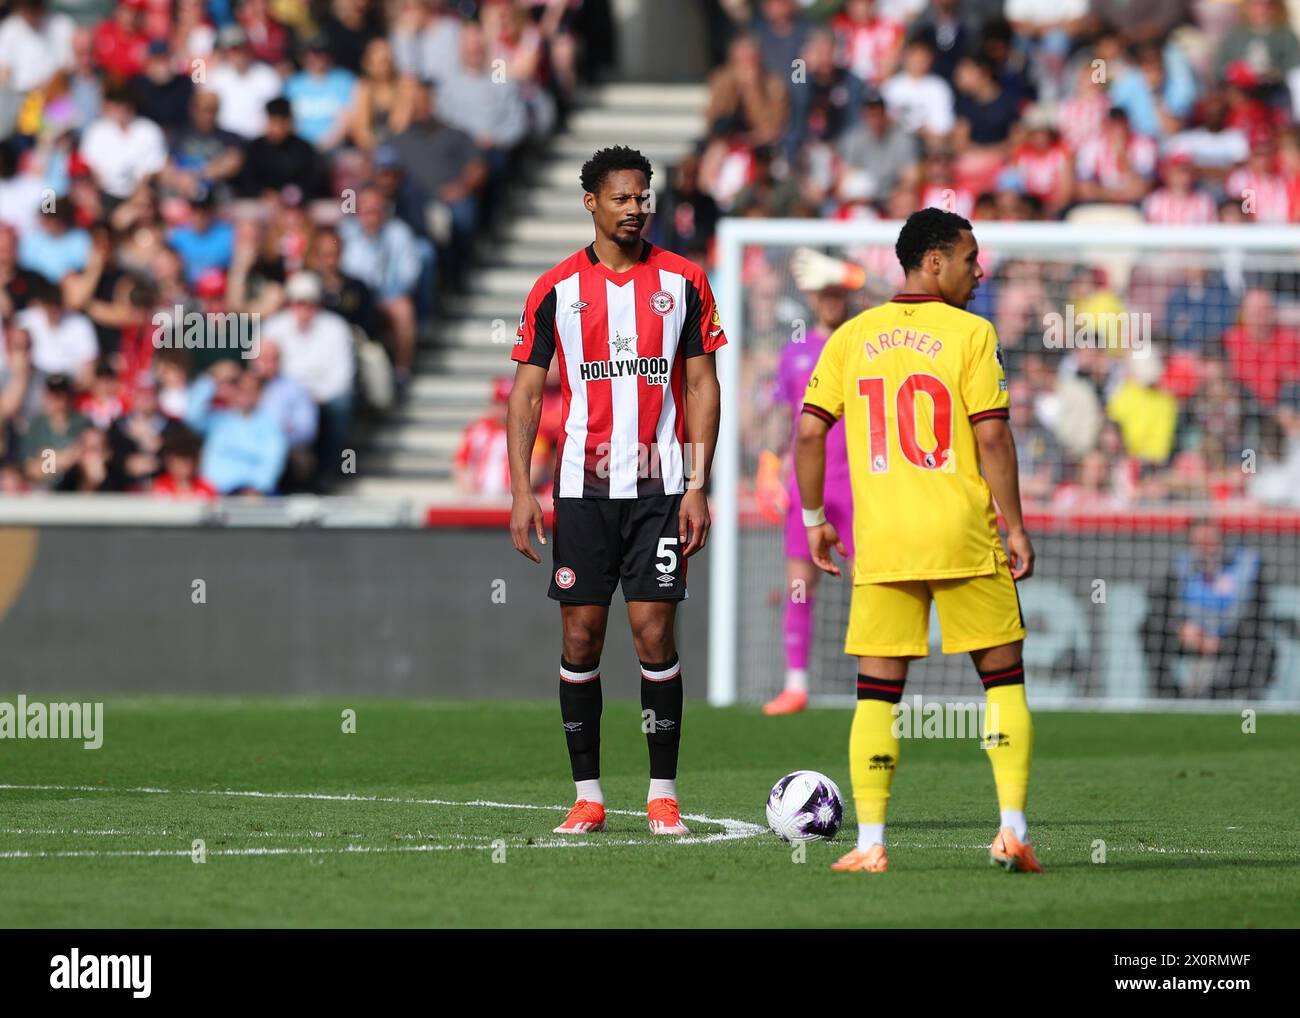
[895,208,973,273]
[580,146,653,195]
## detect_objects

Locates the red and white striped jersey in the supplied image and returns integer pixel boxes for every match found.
[1141,187,1218,225]
[830,14,904,86]
[1225,168,1291,223]
[1013,143,1070,203]
[1076,133,1158,188]
[512,241,728,499]
[455,418,511,496]
[1057,94,1108,153]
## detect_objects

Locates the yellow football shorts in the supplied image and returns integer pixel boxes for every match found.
[845,551,1026,658]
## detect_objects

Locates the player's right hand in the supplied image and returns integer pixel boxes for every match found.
[807,522,846,577]
[510,493,547,562]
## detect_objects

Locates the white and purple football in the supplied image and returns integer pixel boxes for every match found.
[765,770,844,843]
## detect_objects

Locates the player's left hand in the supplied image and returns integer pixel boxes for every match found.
[1006,527,1035,580]
[808,522,846,576]
[679,488,710,557]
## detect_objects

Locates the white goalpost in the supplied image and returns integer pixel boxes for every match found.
[708,219,1300,710]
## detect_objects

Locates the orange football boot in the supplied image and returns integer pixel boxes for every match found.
[989,827,1044,873]
[762,689,809,715]
[831,844,888,873]
[552,800,607,834]
[647,797,690,835]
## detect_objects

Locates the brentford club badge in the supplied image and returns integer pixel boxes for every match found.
[555,567,576,589]
[649,290,675,316]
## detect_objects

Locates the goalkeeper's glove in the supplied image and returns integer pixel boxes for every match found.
[790,247,867,293]
[755,448,789,524]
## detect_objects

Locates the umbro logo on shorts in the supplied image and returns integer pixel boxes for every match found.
[657,573,675,586]
[563,721,583,732]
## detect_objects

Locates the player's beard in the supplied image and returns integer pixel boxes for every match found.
[613,221,644,248]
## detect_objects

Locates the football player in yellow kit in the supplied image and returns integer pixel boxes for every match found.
[796,209,1042,874]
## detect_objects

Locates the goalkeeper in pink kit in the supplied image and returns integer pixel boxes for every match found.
[763,249,865,715]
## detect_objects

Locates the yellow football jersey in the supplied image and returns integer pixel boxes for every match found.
[802,294,1010,583]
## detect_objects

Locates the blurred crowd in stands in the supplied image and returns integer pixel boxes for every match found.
[0,0,605,496]
[659,0,1300,511]
[460,0,1300,507]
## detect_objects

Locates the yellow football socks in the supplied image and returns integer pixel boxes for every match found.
[980,669,1033,814]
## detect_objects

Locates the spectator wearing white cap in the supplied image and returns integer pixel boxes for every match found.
[262,271,355,491]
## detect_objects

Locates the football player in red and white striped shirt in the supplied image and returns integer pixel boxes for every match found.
[507,146,727,837]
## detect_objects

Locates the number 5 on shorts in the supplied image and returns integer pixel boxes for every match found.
[656,537,678,574]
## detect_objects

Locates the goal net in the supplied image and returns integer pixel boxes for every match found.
[707,219,1300,710]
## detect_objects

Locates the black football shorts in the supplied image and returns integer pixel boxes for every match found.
[548,494,689,604]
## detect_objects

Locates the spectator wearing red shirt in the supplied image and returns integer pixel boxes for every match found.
[1223,287,1300,406]
[1011,104,1074,216]
[1221,63,1289,142]
[93,0,149,81]
[830,0,903,88]
[1277,128,1300,220]
[455,376,549,496]
[919,148,975,219]
[151,426,216,499]
[239,0,294,69]
[1143,151,1218,224]
[1075,108,1158,204]
[1226,131,1290,223]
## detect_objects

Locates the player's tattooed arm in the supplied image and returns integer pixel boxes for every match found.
[680,353,721,556]
[973,417,1035,580]
[507,363,548,562]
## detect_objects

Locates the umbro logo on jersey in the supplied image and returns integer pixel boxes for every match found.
[571,301,588,311]
[902,309,915,316]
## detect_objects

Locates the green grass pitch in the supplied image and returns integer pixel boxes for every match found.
[1,697,1297,928]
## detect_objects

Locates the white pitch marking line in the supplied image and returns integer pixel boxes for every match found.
[5,786,1277,860]
[0,783,766,856]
